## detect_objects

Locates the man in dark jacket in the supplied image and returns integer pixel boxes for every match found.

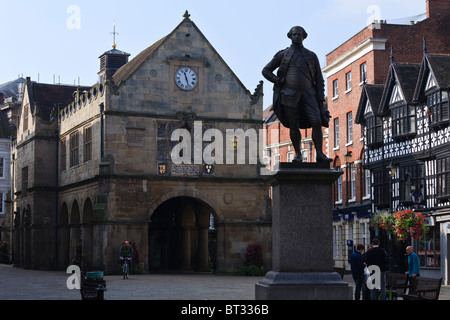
[363,238,389,300]
[350,244,366,300]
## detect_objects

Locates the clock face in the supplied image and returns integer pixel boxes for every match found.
[175,67,198,91]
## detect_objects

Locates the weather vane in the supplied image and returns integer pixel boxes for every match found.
[111,20,119,49]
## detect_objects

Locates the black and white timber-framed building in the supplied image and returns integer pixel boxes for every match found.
[356,42,450,283]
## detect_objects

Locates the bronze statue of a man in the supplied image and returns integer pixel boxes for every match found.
[262,26,331,163]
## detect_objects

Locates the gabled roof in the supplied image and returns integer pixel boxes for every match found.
[112,12,249,94]
[263,105,277,124]
[355,84,384,124]
[414,53,450,103]
[428,54,450,89]
[378,63,420,115]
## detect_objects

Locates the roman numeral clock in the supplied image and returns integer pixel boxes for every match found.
[175,67,198,91]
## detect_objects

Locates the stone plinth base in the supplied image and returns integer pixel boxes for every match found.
[255,271,352,300]
[255,163,352,300]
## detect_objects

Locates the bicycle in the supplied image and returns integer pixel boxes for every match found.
[120,257,131,279]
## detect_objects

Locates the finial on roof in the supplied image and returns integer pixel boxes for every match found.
[183,10,191,21]
[423,36,428,56]
[111,20,119,49]
[390,45,395,64]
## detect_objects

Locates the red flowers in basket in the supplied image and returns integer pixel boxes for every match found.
[393,210,429,241]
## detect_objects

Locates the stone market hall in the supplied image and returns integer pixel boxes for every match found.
[5,12,271,273]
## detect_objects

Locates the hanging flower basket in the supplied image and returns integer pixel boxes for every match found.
[371,211,395,235]
[371,210,429,241]
[393,209,429,241]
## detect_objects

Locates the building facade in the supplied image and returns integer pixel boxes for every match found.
[7,13,271,273]
[322,0,450,270]
[357,47,450,283]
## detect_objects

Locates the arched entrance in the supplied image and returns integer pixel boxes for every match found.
[148,197,217,272]
[82,198,94,266]
[70,201,81,264]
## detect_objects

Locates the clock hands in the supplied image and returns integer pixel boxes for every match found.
[184,72,190,86]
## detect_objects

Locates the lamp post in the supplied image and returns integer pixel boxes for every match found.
[344,150,352,204]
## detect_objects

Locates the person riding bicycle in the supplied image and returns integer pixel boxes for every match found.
[119,241,133,264]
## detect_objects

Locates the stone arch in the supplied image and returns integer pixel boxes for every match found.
[146,190,224,223]
[82,198,94,223]
[147,192,220,272]
[69,200,81,265]
[82,198,94,265]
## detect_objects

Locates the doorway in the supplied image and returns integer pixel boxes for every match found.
[148,197,216,272]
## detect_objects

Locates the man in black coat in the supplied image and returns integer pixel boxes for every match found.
[350,244,367,300]
[262,26,331,163]
[363,238,389,300]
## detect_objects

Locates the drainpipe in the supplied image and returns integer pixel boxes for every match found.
[10,135,14,265]
[54,103,61,269]
[99,103,104,160]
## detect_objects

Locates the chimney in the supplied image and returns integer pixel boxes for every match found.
[0,92,4,105]
[426,0,450,19]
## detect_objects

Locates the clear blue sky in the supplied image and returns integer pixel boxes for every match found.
[0,0,425,109]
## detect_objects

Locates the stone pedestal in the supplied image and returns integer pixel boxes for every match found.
[255,163,352,300]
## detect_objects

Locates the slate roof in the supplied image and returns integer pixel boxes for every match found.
[263,106,276,124]
[427,54,450,89]
[28,81,90,120]
[414,53,450,103]
[112,36,166,85]
[355,84,385,124]
[0,77,25,101]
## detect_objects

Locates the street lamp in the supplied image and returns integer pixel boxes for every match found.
[344,150,353,204]
[386,161,397,178]
[344,150,352,163]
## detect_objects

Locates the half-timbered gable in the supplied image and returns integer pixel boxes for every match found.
[356,84,384,151]
[378,61,421,142]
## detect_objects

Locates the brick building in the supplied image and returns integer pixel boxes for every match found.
[263,107,330,169]
[322,0,450,269]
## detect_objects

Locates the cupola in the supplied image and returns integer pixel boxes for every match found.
[98,21,130,82]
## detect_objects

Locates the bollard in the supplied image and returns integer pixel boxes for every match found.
[96,284,105,300]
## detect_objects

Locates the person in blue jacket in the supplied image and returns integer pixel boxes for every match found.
[405,246,420,281]
[350,244,366,300]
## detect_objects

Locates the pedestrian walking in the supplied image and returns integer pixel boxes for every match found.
[405,246,420,281]
[363,238,389,300]
[350,244,366,300]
